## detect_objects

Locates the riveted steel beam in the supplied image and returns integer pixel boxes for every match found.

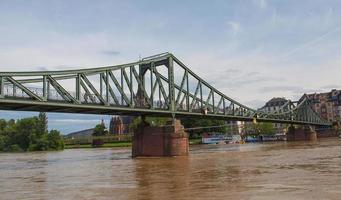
[131,66,151,106]
[100,73,119,105]
[6,77,43,101]
[80,74,106,105]
[47,75,78,103]
[152,67,168,106]
[190,81,200,111]
[79,78,96,103]
[175,70,187,108]
[108,71,130,106]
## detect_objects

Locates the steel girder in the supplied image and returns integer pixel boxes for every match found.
[0,53,331,126]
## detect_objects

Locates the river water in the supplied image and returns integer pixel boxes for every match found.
[0,138,340,200]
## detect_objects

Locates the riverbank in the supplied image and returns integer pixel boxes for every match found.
[65,138,202,149]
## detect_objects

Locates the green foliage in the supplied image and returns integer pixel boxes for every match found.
[180,117,227,138]
[129,116,170,130]
[29,136,49,151]
[0,119,6,132]
[129,116,227,139]
[15,117,39,151]
[243,123,258,136]
[0,135,6,151]
[253,122,275,135]
[37,112,48,135]
[93,123,107,136]
[0,115,64,152]
[47,130,64,150]
[10,144,23,152]
[129,117,142,130]
[147,117,169,126]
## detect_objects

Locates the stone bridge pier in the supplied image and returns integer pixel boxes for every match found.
[132,118,189,157]
[286,125,317,141]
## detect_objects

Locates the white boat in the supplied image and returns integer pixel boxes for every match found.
[202,133,228,144]
[202,137,225,144]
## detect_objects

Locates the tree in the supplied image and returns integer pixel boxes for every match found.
[180,117,227,138]
[92,122,107,147]
[15,117,38,151]
[241,122,257,136]
[47,130,64,150]
[0,119,6,133]
[0,115,64,152]
[129,116,170,131]
[38,112,48,136]
[252,122,275,135]
[93,123,107,136]
[0,135,7,151]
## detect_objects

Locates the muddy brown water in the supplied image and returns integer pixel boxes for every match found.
[0,138,340,200]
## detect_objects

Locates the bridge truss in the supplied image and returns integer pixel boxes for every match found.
[0,53,331,126]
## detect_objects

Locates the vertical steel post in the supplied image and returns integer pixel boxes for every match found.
[121,68,124,105]
[100,73,103,97]
[186,71,189,112]
[212,92,215,113]
[199,82,202,109]
[130,66,133,107]
[223,98,226,115]
[105,70,109,104]
[159,84,161,108]
[168,56,175,114]
[46,78,50,100]
[0,76,4,98]
[150,62,154,108]
[43,75,47,101]
[76,74,81,102]
[13,84,16,97]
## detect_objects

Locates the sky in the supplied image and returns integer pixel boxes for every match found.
[0,0,341,134]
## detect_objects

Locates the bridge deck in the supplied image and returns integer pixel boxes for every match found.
[0,98,328,126]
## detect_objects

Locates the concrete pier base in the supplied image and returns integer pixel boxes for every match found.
[132,119,189,157]
[286,125,317,141]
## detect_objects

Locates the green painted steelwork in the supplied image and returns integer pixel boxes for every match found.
[0,53,331,126]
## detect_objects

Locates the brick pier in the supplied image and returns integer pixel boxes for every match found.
[132,119,189,157]
[286,125,317,141]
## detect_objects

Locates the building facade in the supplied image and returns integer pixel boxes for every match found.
[109,116,134,134]
[259,97,289,133]
[304,89,341,122]
[260,97,289,113]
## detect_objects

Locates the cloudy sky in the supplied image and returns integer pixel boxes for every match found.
[0,0,340,134]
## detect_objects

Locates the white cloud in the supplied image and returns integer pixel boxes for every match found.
[278,26,341,61]
[253,0,267,10]
[227,21,241,35]
[324,7,333,27]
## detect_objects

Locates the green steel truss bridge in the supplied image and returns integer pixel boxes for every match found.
[0,53,331,126]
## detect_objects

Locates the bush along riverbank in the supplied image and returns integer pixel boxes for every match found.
[64,138,202,149]
[0,112,64,152]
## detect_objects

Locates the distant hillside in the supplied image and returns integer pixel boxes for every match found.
[65,128,94,138]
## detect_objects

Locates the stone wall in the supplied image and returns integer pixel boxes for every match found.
[286,126,317,141]
[132,119,189,157]
[316,129,339,138]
